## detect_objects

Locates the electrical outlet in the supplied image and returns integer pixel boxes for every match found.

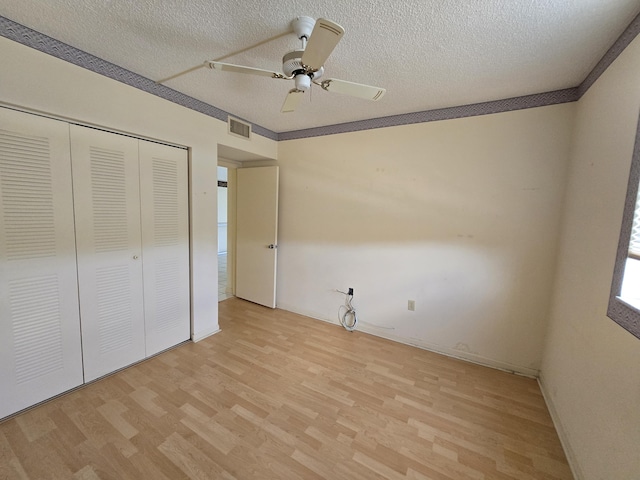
[408,300,415,311]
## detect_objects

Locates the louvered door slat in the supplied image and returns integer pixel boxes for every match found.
[0,108,83,419]
[70,125,145,382]
[139,141,190,356]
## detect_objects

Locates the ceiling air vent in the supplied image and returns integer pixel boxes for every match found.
[228,117,251,140]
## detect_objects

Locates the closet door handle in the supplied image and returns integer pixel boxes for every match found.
[133,255,139,260]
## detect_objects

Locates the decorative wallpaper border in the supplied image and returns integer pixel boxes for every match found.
[1,10,640,141]
[578,11,640,98]
[278,89,579,141]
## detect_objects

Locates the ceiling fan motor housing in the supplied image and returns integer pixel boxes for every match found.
[282,50,324,89]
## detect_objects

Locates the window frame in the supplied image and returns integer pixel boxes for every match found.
[607,113,640,339]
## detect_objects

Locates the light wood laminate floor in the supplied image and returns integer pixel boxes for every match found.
[0,298,573,479]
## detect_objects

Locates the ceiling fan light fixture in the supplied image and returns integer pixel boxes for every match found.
[294,74,311,92]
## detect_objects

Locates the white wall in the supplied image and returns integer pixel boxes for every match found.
[0,36,277,340]
[277,104,575,376]
[540,36,640,479]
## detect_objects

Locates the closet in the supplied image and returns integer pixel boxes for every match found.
[0,108,190,418]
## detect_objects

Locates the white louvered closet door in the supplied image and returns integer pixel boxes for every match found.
[139,141,190,356]
[0,108,84,418]
[70,125,146,382]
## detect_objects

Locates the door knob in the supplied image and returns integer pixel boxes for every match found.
[133,255,139,260]
[267,244,277,249]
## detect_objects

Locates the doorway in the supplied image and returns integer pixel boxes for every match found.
[217,144,278,309]
[218,165,233,302]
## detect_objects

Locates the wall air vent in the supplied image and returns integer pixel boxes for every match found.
[228,117,251,140]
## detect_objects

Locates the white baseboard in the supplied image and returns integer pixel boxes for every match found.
[538,375,584,480]
[192,327,221,342]
[276,303,539,378]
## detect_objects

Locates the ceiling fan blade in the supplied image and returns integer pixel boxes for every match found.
[281,89,305,113]
[207,61,285,78]
[301,18,345,70]
[319,78,386,101]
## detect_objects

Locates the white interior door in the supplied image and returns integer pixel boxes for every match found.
[70,125,146,382]
[235,166,279,308]
[139,140,190,356]
[0,108,83,418]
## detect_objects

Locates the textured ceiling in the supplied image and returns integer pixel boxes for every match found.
[1,0,639,133]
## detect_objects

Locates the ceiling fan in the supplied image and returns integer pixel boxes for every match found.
[158,16,386,113]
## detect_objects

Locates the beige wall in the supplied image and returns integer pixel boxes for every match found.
[540,36,640,479]
[277,104,575,376]
[0,36,277,340]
